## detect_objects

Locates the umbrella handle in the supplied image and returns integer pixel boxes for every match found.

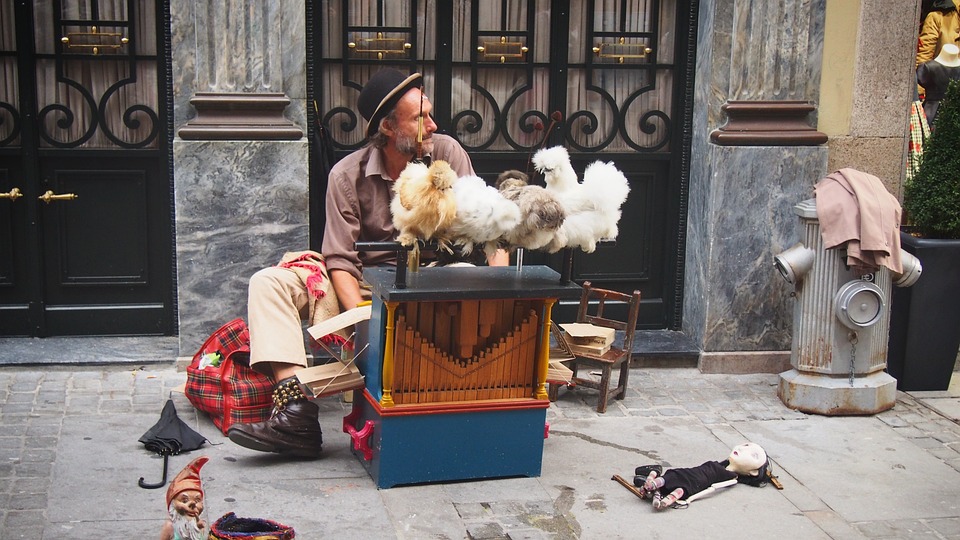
[138,452,170,489]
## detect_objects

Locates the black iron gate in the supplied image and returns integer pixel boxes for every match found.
[0,0,173,337]
[308,0,696,329]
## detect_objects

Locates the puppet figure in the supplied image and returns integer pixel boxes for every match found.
[635,442,769,510]
[161,456,209,540]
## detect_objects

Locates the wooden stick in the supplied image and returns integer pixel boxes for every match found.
[611,475,646,500]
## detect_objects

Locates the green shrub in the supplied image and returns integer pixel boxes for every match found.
[905,79,960,239]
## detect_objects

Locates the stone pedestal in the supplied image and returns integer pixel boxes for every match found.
[682,145,829,368]
[173,140,308,352]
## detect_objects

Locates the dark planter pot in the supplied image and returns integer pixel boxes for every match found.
[887,231,960,391]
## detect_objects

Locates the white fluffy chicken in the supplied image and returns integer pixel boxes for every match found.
[533,146,630,253]
[446,173,521,257]
[390,160,458,249]
[495,170,566,252]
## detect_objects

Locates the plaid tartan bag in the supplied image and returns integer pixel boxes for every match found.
[185,318,275,435]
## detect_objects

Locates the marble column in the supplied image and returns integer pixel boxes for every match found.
[171,0,308,355]
[685,0,830,373]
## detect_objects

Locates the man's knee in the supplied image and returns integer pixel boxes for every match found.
[248,266,309,316]
[249,266,289,298]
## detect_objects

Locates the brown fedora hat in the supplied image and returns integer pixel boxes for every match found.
[358,69,423,138]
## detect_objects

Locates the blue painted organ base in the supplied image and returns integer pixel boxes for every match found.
[346,390,548,488]
[346,266,580,489]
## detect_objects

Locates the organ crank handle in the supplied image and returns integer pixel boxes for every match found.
[38,190,78,204]
[0,187,23,201]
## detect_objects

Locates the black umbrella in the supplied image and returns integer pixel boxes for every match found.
[138,398,207,489]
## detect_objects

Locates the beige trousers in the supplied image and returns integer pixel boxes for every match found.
[247,266,312,370]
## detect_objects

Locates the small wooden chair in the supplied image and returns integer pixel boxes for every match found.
[548,281,641,413]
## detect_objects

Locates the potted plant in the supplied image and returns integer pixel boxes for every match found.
[887,79,960,391]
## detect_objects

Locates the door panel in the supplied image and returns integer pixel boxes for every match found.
[0,0,172,338]
[42,167,149,287]
[311,0,693,328]
[0,157,33,335]
[37,156,170,335]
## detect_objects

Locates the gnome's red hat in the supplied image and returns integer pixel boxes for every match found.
[166,456,209,508]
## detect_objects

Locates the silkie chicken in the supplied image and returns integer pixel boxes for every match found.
[446,173,522,259]
[390,160,458,249]
[495,170,567,252]
[532,146,630,253]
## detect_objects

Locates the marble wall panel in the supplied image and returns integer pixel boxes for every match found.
[708,146,826,351]
[728,0,825,103]
[174,140,309,352]
[194,1,283,92]
[170,1,309,353]
[685,145,828,352]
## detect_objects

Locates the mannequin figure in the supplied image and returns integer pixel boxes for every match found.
[634,442,769,511]
[917,0,960,70]
[918,43,960,127]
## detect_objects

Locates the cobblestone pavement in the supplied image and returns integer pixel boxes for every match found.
[2,365,960,539]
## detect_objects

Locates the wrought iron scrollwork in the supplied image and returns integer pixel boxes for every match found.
[451,83,502,151]
[565,80,672,153]
[0,101,22,147]
[99,80,160,148]
[322,105,364,150]
[451,80,552,152]
[38,79,99,148]
[40,66,160,149]
[40,0,159,149]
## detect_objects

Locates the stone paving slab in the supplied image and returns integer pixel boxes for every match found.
[912,396,960,422]
[735,416,960,523]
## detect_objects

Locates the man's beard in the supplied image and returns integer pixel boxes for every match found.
[169,502,206,540]
[396,130,433,157]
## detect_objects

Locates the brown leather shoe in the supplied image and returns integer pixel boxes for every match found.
[227,377,323,458]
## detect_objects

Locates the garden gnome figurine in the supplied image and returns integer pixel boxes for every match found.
[160,456,209,540]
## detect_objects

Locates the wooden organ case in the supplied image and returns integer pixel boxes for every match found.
[343,265,580,488]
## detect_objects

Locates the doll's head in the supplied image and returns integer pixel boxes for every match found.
[726,442,767,476]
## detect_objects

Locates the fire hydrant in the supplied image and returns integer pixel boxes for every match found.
[773,199,921,415]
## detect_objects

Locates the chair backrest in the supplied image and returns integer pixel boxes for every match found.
[575,281,642,356]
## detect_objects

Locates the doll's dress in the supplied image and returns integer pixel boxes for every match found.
[917,60,960,127]
[656,460,737,499]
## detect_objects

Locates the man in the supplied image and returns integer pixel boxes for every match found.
[228,69,505,458]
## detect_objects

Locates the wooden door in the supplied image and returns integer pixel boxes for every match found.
[0,0,173,337]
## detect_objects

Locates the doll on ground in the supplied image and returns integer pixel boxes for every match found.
[633,442,769,511]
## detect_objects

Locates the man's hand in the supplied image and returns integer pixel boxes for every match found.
[487,249,509,267]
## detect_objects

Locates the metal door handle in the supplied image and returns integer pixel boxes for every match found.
[0,187,23,201]
[38,190,78,204]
